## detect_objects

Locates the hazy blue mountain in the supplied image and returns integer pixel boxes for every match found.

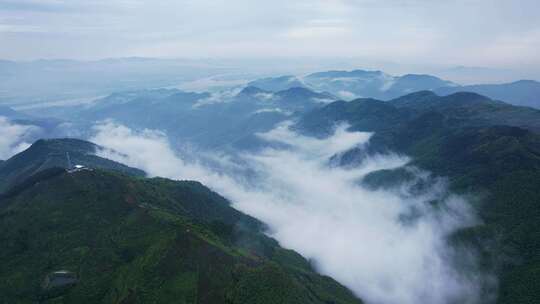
[389,74,455,94]
[303,70,392,98]
[78,89,210,122]
[246,69,457,100]
[249,70,540,109]
[71,87,335,150]
[247,75,306,91]
[303,70,456,100]
[435,80,540,109]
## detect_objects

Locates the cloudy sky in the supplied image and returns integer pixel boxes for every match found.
[0,0,539,69]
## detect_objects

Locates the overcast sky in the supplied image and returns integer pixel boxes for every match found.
[1,0,539,69]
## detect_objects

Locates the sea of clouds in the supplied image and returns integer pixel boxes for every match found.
[91,120,490,304]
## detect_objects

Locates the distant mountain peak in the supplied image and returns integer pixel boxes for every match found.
[275,87,335,101]
[238,86,270,96]
[0,138,145,193]
[247,75,305,92]
[443,91,493,102]
[302,69,456,100]
[511,79,540,85]
[277,86,315,94]
[434,79,540,109]
[389,90,440,106]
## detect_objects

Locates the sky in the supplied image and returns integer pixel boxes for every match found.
[0,0,539,71]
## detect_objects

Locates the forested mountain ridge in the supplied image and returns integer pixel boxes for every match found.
[0,167,363,304]
[435,80,540,109]
[297,91,540,304]
[0,138,145,193]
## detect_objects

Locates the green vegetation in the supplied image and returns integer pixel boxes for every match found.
[0,138,145,193]
[299,91,540,304]
[0,169,362,304]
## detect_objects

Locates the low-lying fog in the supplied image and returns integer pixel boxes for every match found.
[0,117,36,159]
[90,121,490,304]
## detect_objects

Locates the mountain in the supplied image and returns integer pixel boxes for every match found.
[297,92,540,304]
[301,70,456,100]
[0,138,145,193]
[389,74,455,95]
[300,91,540,135]
[303,69,392,100]
[249,70,540,108]
[238,86,335,111]
[274,86,335,103]
[0,106,74,145]
[393,91,540,132]
[247,75,306,91]
[434,80,540,109]
[0,106,61,132]
[0,164,363,303]
[70,87,335,150]
[76,89,211,126]
[0,105,32,120]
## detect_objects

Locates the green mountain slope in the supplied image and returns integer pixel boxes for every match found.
[299,91,540,136]
[392,91,540,132]
[298,91,540,304]
[0,169,362,304]
[434,80,540,109]
[0,138,145,193]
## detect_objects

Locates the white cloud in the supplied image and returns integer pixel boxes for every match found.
[192,88,242,108]
[379,73,396,91]
[311,97,335,103]
[252,108,290,115]
[91,122,188,178]
[0,116,37,159]
[254,92,274,101]
[90,121,491,304]
[1,0,539,70]
[337,90,358,100]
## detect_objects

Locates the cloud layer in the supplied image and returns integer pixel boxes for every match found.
[1,0,539,70]
[0,116,37,159]
[91,121,489,304]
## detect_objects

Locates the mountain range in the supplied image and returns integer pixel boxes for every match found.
[434,80,540,109]
[52,86,336,150]
[1,64,540,303]
[248,69,540,109]
[0,138,363,304]
[248,70,456,101]
[297,91,540,304]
